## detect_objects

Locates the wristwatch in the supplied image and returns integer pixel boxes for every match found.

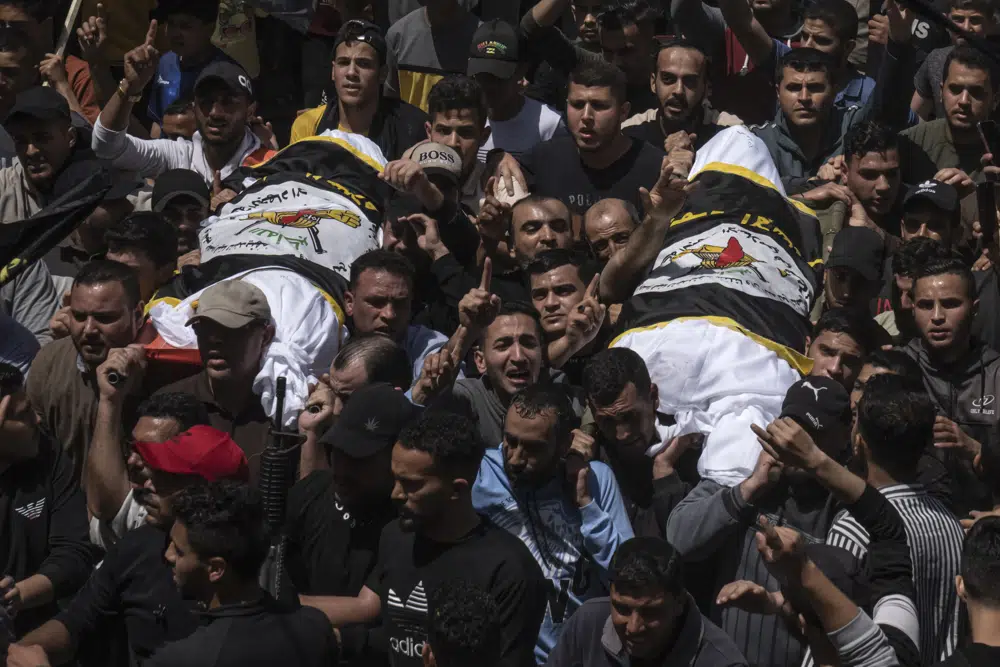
[116,79,143,104]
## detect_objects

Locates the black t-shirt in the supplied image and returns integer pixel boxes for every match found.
[57,524,199,665]
[366,518,546,667]
[521,136,666,215]
[937,643,1000,667]
[624,115,724,153]
[283,470,395,598]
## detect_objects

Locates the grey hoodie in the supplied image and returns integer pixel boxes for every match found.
[900,338,1000,515]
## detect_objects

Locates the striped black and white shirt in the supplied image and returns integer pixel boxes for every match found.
[826,484,964,666]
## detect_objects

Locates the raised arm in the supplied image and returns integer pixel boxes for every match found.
[717,0,778,66]
[600,159,688,304]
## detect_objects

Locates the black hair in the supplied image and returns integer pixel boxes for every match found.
[157,0,221,24]
[332,333,413,389]
[844,120,898,162]
[0,362,23,396]
[913,256,976,301]
[525,248,600,287]
[482,301,546,348]
[862,348,924,386]
[778,47,836,82]
[349,249,415,291]
[426,580,503,667]
[944,44,999,90]
[509,384,580,441]
[961,516,1000,606]
[610,537,685,598]
[427,75,488,128]
[598,0,662,30]
[163,96,194,116]
[857,373,935,473]
[569,59,628,105]
[654,37,709,77]
[397,411,486,480]
[892,237,955,279]
[105,212,179,269]
[812,307,878,355]
[170,481,270,581]
[72,259,141,308]
[950,0,998,19]
[136,392,211,432]
[803,0,860,43]
[582,347,654,406]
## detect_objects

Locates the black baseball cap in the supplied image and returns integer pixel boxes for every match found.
[902,180,960,216]
[334,19,387,65]
[780,377,851,434]
[152,169,210,211]
[467,19,521,80]
[194,61,253,100]
[319,383,419,459]
[4,86,70,125]
[826,226,884,283]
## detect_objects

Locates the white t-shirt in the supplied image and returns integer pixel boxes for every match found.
[476,97,566,163]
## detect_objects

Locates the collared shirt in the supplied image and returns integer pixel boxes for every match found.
[154,371,270,482]
[92,117,263,185]
[826,483,965,665]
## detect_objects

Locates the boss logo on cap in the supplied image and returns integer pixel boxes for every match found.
[419,150,456,164]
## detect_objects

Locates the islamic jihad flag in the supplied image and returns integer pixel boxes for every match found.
[0,162,112,288]
[152,132,388,306]
[617,155,823,356]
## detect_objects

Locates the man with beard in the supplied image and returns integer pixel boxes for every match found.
[27,260,144,484]
[93,28,271,185]
[472,384,633,662]
[900,256,1000,517]
[581,348,703,539]
[16,425,249,665]
[623,40,731,161]
[150,481,338,667]
[301,411,547,667]
[514,60,666,216]
[154,280,276,482]
[666,376,850,667]
[290,20,427,158]
[286,384,414,607]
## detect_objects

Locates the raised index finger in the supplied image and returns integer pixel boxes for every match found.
[145,19,158,46]
[480,256,492,292]
[585,272,600,300]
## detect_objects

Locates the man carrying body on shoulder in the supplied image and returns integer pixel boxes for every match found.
[155,279,276,482]
[151,168,210,259]
[806,307,879,391]
[27,260,143,485]
[290,20,427,158]
[148,481,339,667]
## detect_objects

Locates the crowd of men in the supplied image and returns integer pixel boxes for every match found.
[3,0,1000,666]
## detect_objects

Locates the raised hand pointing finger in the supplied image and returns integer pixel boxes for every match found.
[480,256,492,292]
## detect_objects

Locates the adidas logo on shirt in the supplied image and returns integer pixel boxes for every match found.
[14,499,44,520]
[387,581,427,612]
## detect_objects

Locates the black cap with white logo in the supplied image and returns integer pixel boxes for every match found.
[780,377,851,434]
[194,61,254,100]
[902,180,960,215]
[319,383,420,459]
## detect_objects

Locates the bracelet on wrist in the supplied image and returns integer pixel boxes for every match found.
[117,79,142,103]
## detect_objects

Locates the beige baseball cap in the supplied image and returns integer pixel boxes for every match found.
[186,280,271,329]
[403,141,463,184]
